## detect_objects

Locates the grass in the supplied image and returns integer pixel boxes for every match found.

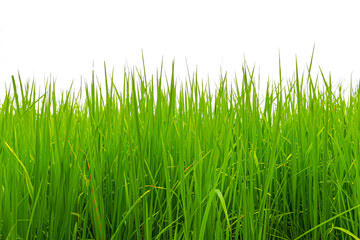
[1,55,360,239]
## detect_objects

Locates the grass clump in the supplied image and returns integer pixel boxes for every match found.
[1,57,360,240]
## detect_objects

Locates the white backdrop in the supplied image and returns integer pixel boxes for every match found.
[1,0,360,99]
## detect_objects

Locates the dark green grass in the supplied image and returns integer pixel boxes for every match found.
[1,57,360,239]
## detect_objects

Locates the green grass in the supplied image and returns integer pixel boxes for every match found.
[1,56,360,239]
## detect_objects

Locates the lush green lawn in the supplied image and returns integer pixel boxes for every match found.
[1,58,360,239]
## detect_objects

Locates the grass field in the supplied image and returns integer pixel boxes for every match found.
[1,57,360,239]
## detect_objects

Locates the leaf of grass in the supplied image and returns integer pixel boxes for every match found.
[294,204,360,240]
[332,226,360,240]
[3,140,34,200]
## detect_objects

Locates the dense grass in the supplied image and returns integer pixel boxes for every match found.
[1,57,360,239]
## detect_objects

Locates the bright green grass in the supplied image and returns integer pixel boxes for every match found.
[1,56,360,240]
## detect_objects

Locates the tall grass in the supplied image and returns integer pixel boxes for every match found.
[1,57,360,239]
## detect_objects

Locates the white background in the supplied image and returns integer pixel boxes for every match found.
[1,0,359,99]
